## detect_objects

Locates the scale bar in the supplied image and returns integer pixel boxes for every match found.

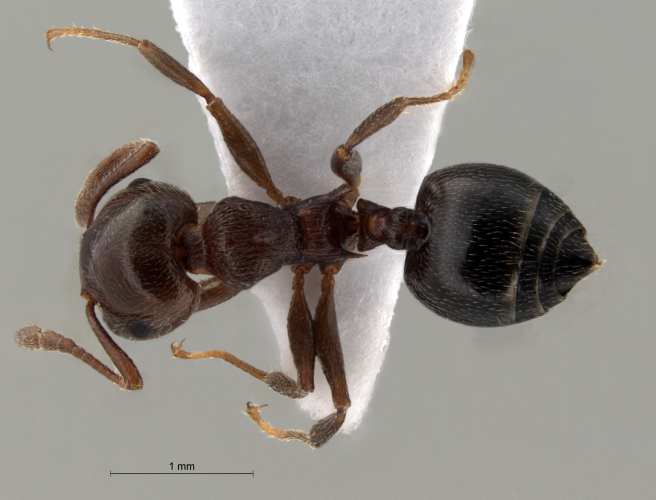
[110,471,254,477]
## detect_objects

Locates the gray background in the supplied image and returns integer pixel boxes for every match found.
[2,1,654,499]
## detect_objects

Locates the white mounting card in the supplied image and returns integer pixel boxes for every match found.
[170,0,475,433]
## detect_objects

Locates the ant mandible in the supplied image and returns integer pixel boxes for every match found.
[15,27,600,448]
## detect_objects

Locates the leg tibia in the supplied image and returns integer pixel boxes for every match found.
[46,27,214,101]
[15,325,141,390]
[46,26,289,205]
[263,371,309,399]
[330,49,475,186]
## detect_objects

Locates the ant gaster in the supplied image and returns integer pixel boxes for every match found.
[15,27,601,448]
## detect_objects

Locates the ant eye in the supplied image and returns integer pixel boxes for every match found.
[126,319,154,340]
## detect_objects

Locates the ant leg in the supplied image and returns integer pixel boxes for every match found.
[15,299,143,390]
[286,265,316,393]
[196,277,240,313]
[173,263,348,447]
[330,49,475,188]
[246,404,347,449]
[313,263,350,412]
[246,263,350,448]
[170,267,314,400]
[76,140,159,229]
[46,28,289,205]
[170,343,309,400]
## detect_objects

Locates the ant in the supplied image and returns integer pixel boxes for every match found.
[15,27,600,448]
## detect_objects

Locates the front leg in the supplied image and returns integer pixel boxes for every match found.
[15,299,143,390]
[76,140,159,229]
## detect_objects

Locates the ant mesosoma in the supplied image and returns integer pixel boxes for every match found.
[16,27,600,448]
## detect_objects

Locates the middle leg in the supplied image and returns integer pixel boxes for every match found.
[46,27,291,205]
[170,266,316,400]
[171,263,351,447]
[246,262,351,448]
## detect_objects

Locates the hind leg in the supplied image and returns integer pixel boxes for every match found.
[330,49,475,190]
[172,263,351,448]
[245,263,351,448]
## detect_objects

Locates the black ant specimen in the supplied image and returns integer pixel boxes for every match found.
[16,27,601,448]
